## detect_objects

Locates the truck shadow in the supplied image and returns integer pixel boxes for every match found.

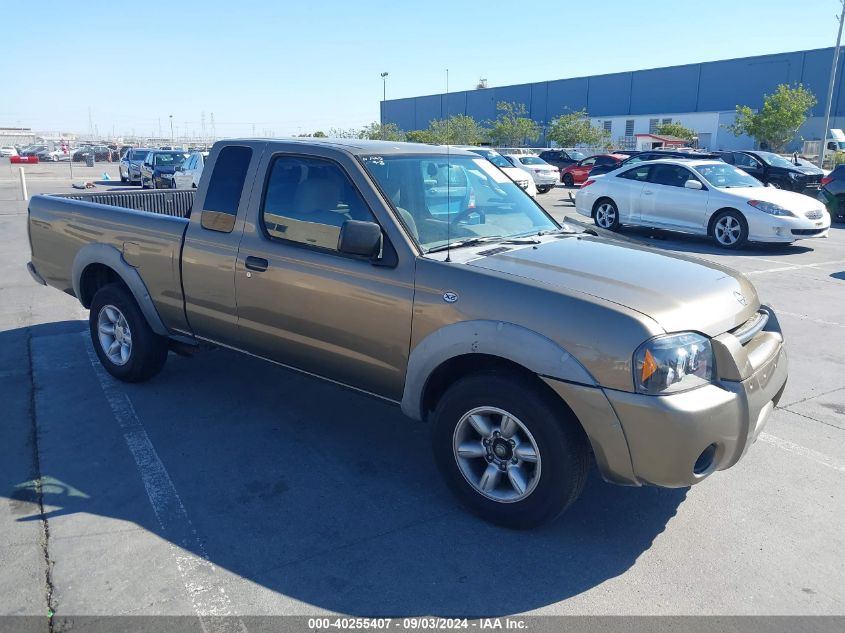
[4,321,687,616]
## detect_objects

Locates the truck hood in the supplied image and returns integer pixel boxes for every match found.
[467,236,759,335]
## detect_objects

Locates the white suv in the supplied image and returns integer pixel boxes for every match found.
[503,154,559,194]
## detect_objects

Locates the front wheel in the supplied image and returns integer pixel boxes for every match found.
[537,185,551,194]
[432,372,589,529]
[711,210,748,249]
[562,173,575,187]
[89,283,168,382]
[593,199,621,231]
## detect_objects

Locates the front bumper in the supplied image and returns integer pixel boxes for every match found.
[545,307,788,488]
[747,211,831,243]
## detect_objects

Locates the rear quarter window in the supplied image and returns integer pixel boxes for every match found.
[200,145,253,232]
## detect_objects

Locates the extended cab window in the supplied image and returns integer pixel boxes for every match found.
[261,156,375,251]
[201,145,252,232]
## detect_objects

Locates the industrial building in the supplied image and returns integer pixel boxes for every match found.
[381,47,845,151]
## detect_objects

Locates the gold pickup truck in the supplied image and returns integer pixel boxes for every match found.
[27,139,788,528]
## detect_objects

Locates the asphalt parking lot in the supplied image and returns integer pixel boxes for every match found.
[1,162,844,622]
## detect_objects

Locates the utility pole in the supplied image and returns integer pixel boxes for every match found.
[820,1,845,168]
[169,115,174,145]
[380,72,389,139]
[210,112,216,142]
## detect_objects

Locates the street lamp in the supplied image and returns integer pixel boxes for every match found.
[169,115,174,145]
[380,72,389,140]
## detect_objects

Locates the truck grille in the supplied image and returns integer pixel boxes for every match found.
[731,310,769,345]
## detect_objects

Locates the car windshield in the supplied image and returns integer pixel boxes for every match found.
[568,151,586,161]
[361,154,558,253]
[130,150,148,160]
[694,163,762,188]
[518,156,547,165]
[470,149,510,169]
[755,151,798,169]
[154,152,189,165]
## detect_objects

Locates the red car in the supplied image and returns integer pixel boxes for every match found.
[560,153,627,186]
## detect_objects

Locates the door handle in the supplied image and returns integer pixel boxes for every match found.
[244,256,268,272]
[643,190,654,195]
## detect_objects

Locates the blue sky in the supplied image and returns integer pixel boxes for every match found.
[1,0,843,137]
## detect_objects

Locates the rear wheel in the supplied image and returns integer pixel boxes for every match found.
[89,283,168,382]
[562,173,575,187]
[432,372,589,529]
[537,185,551,194]
[711,210,748,249]
[593,199,621,231]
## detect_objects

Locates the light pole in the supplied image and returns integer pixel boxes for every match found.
[380,72,389,139]
[820,1,845,168]
[169,115,174,146]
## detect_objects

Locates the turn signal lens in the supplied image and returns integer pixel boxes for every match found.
[582,179,595,188]
[633,332,714,395]
[641,349,658,383]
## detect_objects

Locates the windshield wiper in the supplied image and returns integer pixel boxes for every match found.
[537,227,579,236]
[427,236,504,253]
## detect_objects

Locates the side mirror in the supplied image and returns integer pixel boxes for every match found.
[684,179,703,190]
[338,220,382,257]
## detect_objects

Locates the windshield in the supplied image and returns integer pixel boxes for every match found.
[568,151,586,161]
[130,150,148,160]
[755,151,798,169]
[694,163,762,188]
[470,149,511,169]
[518,156,547,165]
[154,152,188,165]
[361,154,558,253]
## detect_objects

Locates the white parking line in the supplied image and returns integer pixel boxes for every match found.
[758,432,845,473]
[775,310,845,329]
[744,259,845,276]
[83,334,247,632]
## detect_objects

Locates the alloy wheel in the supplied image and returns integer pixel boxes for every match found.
[714,215,742,246]
[595,203,616,228]
[97,304,133,366]
[452,406,541,503]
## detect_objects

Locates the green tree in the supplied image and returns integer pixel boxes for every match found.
[312,130,327,138]
[547,109,610,147]
[655,121,696,141]
[358,122,405,141]
[728,84,817,152]
[426,115,488,145]
[487,102,540,146]
[406,129,435,144]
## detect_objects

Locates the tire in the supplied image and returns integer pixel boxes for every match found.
[537,186,550,194]
[593,198,621,231]
[711,209,748,249]
[89,283,168,382]
[431,372,589,529]
[120,174,128,183]
[562,173,575,187]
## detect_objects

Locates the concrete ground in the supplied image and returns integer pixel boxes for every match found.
[1,163,843,623]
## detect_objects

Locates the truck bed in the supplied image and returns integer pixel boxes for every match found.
[28,190,194,332]
[53,189,195,218]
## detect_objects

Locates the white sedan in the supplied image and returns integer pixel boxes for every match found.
[575,159,831,248]
[503,154,559,194]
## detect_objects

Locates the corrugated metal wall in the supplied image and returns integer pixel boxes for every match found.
[381,47,845,132]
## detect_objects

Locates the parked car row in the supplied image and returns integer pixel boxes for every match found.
[119,147,207,189]
[575,158,831,248]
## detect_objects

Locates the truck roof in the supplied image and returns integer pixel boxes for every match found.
[232,137,477,157]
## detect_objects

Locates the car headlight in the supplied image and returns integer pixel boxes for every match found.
[633,332,714,395]
[787,172,799,179]
[747,200,796,217]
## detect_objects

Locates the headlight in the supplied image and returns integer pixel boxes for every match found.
[747,200,796,217]
[788,172,799,179]
[633,332,714,395]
